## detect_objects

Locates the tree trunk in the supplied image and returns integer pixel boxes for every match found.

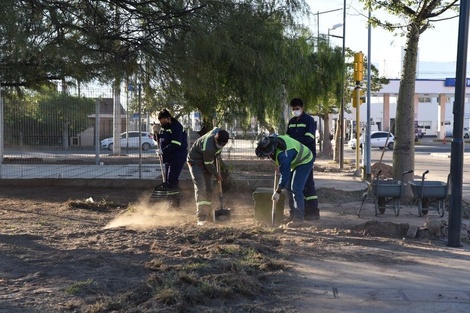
[393,23,419,195]
[322,115,333,157]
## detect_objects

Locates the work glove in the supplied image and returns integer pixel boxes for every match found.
[156,148,163,156]
[271,192,280,202]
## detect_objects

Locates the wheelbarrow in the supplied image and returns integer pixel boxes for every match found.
[357,169,413,218]
[409,170,450,217]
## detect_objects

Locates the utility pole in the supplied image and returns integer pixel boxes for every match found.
[448,0,469,248]
[353,52,364,173]
[339,0,346,169]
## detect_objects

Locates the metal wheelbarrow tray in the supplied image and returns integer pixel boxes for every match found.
[409,171,450,217]
[357,169,412,217]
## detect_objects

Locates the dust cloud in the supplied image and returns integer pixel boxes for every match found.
[104,198,194,230]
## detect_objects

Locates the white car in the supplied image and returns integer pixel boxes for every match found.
[348,131,394,150]
[101,131,157,151]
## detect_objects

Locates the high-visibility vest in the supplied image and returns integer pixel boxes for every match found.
[274,135,313,170]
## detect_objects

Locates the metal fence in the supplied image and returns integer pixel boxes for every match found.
[0,90,264,180]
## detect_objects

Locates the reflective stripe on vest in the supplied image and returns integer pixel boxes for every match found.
[275,135,313,169]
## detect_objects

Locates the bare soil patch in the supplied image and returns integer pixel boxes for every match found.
[0,176,467,312]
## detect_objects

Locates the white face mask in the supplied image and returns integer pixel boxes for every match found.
[292,109,302,117]
[216,143,225,149]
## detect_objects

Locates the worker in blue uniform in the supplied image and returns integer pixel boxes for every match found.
[286,98,320,220]
[154,109,188,209]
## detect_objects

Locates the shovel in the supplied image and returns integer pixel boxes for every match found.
[213,157,231,222]
[272,166,279,226]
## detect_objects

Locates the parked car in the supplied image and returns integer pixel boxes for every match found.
[101,131,156,151]
[348,131,394,150]
[445,127,470,138]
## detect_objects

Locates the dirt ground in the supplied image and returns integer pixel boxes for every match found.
[0,168,469,313]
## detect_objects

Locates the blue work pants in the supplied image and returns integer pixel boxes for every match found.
[287,158,315,220]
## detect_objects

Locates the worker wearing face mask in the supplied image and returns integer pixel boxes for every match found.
[154,109,188,209]
[286,98,320,221]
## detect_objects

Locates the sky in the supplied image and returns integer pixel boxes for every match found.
[304,0,462,79]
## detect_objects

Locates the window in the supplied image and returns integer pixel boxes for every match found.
[371,133,387,139]
[418,96,432,103]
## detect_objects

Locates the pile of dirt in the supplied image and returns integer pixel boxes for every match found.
[371,162,394,179]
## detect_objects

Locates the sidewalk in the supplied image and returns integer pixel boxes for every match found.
[294,164,470,313]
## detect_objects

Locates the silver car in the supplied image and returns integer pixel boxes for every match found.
[101,131,157,151]
[348,131,394,150]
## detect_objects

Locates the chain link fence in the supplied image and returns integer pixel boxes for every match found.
[0,88,266,180]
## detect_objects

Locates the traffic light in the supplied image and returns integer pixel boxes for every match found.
[354,52,364,82]
[352,89,365,108]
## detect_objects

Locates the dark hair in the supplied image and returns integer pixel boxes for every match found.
[290,98,304,108]
[158,109,172,120]
[215,130,229,144]
[255,136,278,158]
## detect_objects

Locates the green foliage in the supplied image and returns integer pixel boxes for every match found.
[3,88,94,146]
[361,0,459,34]
[0,0,311,133]
[1,0,354,135]
[152,0,301,130]
[36,89,95,133]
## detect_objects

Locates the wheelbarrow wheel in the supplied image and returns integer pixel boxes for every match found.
[393,200,400,216]
[378,197,386,214]
[437,199,445,217]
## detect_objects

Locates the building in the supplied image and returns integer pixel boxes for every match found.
[340,78,469,138]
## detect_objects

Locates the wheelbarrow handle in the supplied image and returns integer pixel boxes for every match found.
[420,170,429,199]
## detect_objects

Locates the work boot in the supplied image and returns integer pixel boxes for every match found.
[305,208,320,221]
[305,211,320,220]
[282,210,294,224]
[286,219,306,228]
[196,209,211,226]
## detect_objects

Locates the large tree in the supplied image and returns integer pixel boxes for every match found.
[0,0,309,131]
[147,0,308,131]
[360,0,458,182]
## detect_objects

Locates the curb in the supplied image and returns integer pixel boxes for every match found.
[430,153,451,158]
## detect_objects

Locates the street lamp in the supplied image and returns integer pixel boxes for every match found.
[328,23,343,46]
[316,8,342,51]
[339,0,346,169]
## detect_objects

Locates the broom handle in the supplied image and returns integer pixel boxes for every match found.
[216,157,224,208]
[157,138,166,183]
[272,165,279,227]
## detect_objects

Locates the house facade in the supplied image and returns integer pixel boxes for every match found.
[338,78,469,138]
